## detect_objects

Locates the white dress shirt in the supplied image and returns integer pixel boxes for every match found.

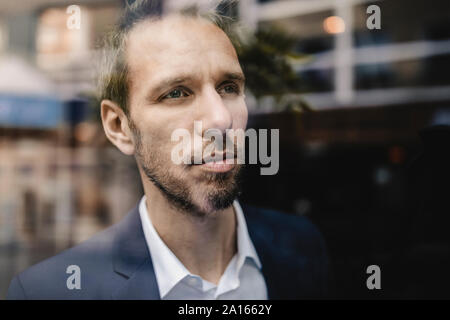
[138,196,268,300]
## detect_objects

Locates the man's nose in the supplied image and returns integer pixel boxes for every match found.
[197,86,233,134]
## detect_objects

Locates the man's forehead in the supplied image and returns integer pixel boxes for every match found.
[126,14,238,65]
[125,14,242,92]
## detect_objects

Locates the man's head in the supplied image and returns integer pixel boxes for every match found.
[100,1,247,216]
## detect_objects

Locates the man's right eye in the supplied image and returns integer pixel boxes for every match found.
[162,88,190,100]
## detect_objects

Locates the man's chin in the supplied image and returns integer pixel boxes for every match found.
[188,184,240,216]
[140,159,242,217]
[190,198,235,217]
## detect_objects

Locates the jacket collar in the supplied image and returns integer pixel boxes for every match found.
[243,205,316,300]
[111,205,160,300]
[109,202,297,300]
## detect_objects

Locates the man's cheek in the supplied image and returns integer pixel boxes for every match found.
[235,102,248,128]
[233,111,248,130]
[145,127,168,145]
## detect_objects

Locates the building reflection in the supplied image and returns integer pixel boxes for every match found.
[1,0,450,299]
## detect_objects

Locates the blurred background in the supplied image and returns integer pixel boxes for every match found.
[1,0,450,299]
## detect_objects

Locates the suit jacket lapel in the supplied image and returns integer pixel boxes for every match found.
[244,205,315,300]
[111,205,160,300]
[108,203,313,300]
[245,213,280,299]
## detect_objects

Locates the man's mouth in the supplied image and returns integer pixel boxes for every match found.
[197,159,235,172]
[192,152,237,173]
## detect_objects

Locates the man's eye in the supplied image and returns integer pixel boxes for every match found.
[219,84,239,95]
[163,88,189,100]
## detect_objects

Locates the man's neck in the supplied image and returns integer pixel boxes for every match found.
[143,185,237,285]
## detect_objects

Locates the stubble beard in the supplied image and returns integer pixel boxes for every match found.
[131,123,243,218]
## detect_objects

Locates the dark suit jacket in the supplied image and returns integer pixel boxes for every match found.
[7,204,330,299]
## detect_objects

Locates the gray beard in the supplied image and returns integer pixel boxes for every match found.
[131,123,242,217]
[139,161,242,217]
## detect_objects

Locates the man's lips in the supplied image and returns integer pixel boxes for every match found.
[191,153,237,172]
[197,159,235,172]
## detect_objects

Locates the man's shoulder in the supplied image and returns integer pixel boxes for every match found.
[242,204,323,239]
[242,204,331,298]
[242,204,326,256]
[244,204,318,229]
[7,219,123,300]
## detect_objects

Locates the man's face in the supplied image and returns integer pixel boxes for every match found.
[125,15,248,216]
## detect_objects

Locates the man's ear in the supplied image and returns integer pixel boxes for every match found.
[100,99,135,155]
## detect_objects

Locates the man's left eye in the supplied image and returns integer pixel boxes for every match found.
[163,88,189,100]
[219,84,239,95]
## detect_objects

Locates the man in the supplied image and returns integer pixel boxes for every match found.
[7,1,330,300]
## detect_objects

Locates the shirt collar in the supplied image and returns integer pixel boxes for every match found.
[139,196,189,298]
[233,200,262,270]
[138,196,261,298]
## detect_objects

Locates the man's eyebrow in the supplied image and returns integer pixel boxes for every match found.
[146,75,194,101]
[222,72,246,83]
[153,76,194,92]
